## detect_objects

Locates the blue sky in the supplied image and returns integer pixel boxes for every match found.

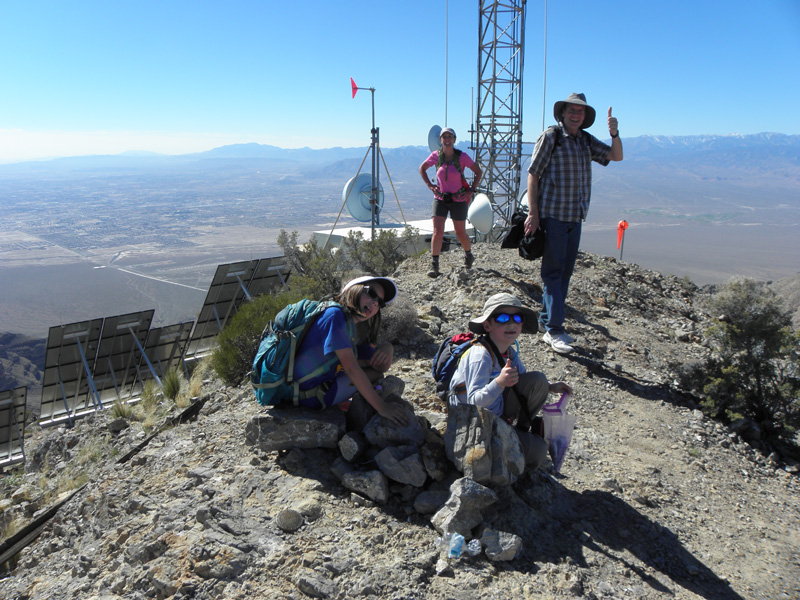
[1,0,799,162]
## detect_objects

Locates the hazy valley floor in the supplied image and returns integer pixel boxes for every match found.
[1,218,799,340]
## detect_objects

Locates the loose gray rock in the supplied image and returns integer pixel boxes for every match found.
[275,508,303,532]
[374,445,427,487]
[245,407,345,451]
[481,528,522,561]
[341,470,390,504]
[430,477,499,537]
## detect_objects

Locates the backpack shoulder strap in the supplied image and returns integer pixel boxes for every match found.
[477,335,507,367]
[436,148,464,174]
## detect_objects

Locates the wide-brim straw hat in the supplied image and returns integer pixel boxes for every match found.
[468,293,538,335]
[553,92,596,129]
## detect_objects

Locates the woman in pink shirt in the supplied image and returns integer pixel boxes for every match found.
[419,127,482,277]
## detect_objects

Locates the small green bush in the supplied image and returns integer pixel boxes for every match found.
[211,228,420,387]
[340,227,421,276]
[111,398,133,419]
[700,278,800,448]
[278,230,342,299]
[211,289,303,386]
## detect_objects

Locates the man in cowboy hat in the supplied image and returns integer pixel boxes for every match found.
[524,93,623,354]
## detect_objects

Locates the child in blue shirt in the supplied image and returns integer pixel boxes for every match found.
[292,276,407,426]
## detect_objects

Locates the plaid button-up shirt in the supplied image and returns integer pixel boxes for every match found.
[528,124,611,222]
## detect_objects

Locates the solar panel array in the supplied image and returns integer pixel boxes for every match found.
[30,256,289,429]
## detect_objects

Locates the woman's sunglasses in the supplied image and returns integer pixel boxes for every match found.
[492,313,524,324]
[364,286,385,308]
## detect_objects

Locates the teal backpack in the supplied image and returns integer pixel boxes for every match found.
[250,299,354,407]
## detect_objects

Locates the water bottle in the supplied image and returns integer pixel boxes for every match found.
[448,533,464,558]
[465,538,481,557]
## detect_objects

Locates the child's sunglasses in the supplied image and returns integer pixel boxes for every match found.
[492,312,524,324]
[364,286,385,308]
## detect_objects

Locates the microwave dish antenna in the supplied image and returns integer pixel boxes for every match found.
[427,125,443,152]
[467,193,494,234]
[343,174,384,222]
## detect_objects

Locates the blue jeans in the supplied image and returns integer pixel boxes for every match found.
[539,218,582,334]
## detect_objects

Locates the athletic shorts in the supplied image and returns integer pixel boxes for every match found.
[431,197,469,221]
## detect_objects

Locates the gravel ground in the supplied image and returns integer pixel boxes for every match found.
[2,243,798,600]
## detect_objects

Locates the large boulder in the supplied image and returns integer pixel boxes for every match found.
[444,403,525,486]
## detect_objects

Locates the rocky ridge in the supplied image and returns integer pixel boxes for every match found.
[1,243,799,600]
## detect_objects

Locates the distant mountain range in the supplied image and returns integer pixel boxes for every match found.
[3,132,798,172]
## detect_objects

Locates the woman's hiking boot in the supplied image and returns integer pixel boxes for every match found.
[427,257,440,278]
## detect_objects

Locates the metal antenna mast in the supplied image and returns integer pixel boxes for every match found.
[473,0,527,238]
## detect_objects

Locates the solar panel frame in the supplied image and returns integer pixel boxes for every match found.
[0,387,27,468]
[138,321,194,386]
[91,310,155,406]
[39,318,104,427]
[247,256,290,297]
[184,259,260,357]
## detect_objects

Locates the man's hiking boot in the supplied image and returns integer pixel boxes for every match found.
[542,331,574,354]
[427,262,440,278]
[464,252,474,269]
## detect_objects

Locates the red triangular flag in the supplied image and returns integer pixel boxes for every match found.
[350,78,358,99]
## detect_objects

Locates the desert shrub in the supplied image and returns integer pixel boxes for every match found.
[189,357,212,397]
[277,230,342,299]
[278,227,420,297]
[700,278,800,448]
[133,380,161,426]
[212,228,419,387]
[340,227,421,276]
[380,296,419,344]
[211,289,303,386]
[671,359,708,394]
[162,367,182,401]
[75,434,113,466]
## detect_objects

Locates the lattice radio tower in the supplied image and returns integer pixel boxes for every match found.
[472,0,527,239]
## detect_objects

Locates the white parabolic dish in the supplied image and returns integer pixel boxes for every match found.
[467,193,493,234]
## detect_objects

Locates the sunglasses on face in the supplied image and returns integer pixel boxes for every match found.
[364,286,385,308]
[492,313,524,324]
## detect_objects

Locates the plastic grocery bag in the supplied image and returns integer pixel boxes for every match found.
[542,393,577,473]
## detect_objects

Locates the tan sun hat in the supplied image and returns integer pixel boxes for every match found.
[468,292,538,335]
